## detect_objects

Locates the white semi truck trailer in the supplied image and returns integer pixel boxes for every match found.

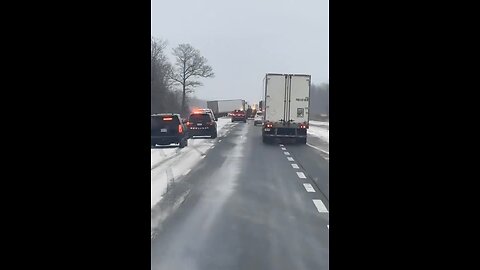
[262,73,311,144]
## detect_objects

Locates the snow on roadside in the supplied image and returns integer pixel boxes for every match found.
[310,120,329,127]
[308,125,329,143]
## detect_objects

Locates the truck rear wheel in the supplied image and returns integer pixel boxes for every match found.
[298,138,307,144]
[262,136,270,144]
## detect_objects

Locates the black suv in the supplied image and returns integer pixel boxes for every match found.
[151,114,189,148]
[187,112,217,138]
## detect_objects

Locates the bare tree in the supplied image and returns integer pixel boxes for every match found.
[168,44,214,114]
[151,37,181,114]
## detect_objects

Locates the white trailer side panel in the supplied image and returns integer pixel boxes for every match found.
[218,100,244,113]
[288,75,311,124]
[264,74,287,123]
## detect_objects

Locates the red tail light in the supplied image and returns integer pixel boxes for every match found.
[163,117,173,121]
[178,124,183,133]
[186,121,191,126]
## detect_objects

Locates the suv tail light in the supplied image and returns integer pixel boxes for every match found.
[178,124,183,133]
[186,121,191,126]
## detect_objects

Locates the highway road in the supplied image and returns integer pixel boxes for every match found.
[151,119,329,270]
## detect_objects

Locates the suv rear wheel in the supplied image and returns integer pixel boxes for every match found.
[178,138,187,148]
[211,130,217,139]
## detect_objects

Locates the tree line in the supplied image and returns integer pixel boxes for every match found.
[310,83,329,120]
[151,37,214,116]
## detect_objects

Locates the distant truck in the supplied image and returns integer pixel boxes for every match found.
[207,99,246,118]
[262,73,311,144]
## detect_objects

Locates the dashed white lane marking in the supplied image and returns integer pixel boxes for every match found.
[313,199,328,213]
[210,145,215,149]
[327,225,329,229]
[303,183,315,192]
[183,169,191,176]
[219,139,222,142]
[279,144,284,147]
[201,155,206,159]
[291,164,299,169]
[281,147,287,150]
[284,152,290,156]
[306,143,329,155]
[296,172,306,178]
[287,157,294,161]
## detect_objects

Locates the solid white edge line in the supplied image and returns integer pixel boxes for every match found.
[296,172,306,178]
[284,152,290,155]
[306,143,329,155]
[303,183,315,192]
[183,169,191,176]
[291,164,299,169]
[313,199,328,213]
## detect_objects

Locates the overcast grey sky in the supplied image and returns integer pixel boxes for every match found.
[151,0,328,104]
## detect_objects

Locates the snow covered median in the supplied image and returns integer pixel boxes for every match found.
[151,117,234,208]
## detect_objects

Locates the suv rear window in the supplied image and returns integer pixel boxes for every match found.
[189,113,211,122]
[151,115,180,135]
